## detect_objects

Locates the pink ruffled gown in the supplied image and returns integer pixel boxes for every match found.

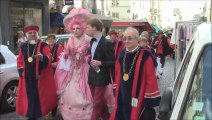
[55,34,93,120]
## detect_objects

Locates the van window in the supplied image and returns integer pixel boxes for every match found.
[181,45,212,120]
[172,41,195,103]
[0,52,6,65]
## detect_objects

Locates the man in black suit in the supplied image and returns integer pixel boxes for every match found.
[86,18,115,120]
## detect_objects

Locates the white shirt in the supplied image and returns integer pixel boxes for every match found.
[91,34,102,59]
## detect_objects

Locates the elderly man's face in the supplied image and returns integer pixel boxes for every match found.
[26,30,38,41]
[123,30,139,51]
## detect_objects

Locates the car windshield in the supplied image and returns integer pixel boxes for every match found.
[41,34,71,46]
[181,45,212,120]
[56,37,69,46]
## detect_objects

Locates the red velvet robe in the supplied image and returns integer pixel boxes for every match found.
[114,40,125,84]
[110,49,161,120]
[16,41,57,118]
[156,39,164,55]
[50,43,63,73]
[50,43,63,63]
[55,44,63,62]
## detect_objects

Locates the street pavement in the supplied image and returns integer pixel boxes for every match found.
[158,56,175,95]
[155,56,175,119]
[0,56,176,120]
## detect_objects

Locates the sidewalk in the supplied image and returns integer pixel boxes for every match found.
[157,56,175,94]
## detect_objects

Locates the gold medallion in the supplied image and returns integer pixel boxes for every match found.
[123,73,129,81]
[28,57,33,62]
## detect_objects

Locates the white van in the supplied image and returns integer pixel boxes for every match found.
[158,23,212,120]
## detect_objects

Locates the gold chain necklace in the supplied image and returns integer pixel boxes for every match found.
[27,42,38,63]
[122,47,140,81]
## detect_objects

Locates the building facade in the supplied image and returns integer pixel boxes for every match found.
[103,0,162,26]
[0,0,50,51]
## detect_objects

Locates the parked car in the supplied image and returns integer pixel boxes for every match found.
[0,45,19,112]
[158,23,212,120]
[40,34,71,46]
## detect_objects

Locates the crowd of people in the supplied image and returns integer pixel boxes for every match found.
[15,8,175,120]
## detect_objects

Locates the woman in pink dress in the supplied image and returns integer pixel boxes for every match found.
[54,8,93,120]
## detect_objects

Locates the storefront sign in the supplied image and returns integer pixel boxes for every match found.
[112,22,146,26]
[64,0,74,5]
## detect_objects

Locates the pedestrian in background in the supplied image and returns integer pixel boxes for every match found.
[47,33,63,73]
[140,31,150,43]
[15,31,27,54]
[117,31,124,41]
[155,33,169,68]
[86,18,115,120]
[54,8,93,120]
[138,35,149,48]
[16,25,57,120]
[139,35,157,60]
[108,30,118,45]
[139,35,161,78]
[110,27,161,120]
[108,30,125,92]
[108,30,125,61]
[47,33,63,117]
[17,31,27,48]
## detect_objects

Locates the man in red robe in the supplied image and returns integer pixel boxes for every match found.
[16,25,57,120]
[47,33,63,73]
[110,27,161,120]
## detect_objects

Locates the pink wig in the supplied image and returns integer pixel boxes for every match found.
[67,16,87,33]
[63,8,92,32]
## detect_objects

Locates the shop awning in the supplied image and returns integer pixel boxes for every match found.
[112,21,154,32]
[150,24,162,36]
[151,24,161,33]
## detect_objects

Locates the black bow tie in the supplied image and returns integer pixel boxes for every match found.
[91,38,97,42]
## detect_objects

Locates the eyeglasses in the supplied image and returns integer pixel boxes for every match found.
[123,36,137,41]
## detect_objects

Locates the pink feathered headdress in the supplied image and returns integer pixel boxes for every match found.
[63,8,92,32]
